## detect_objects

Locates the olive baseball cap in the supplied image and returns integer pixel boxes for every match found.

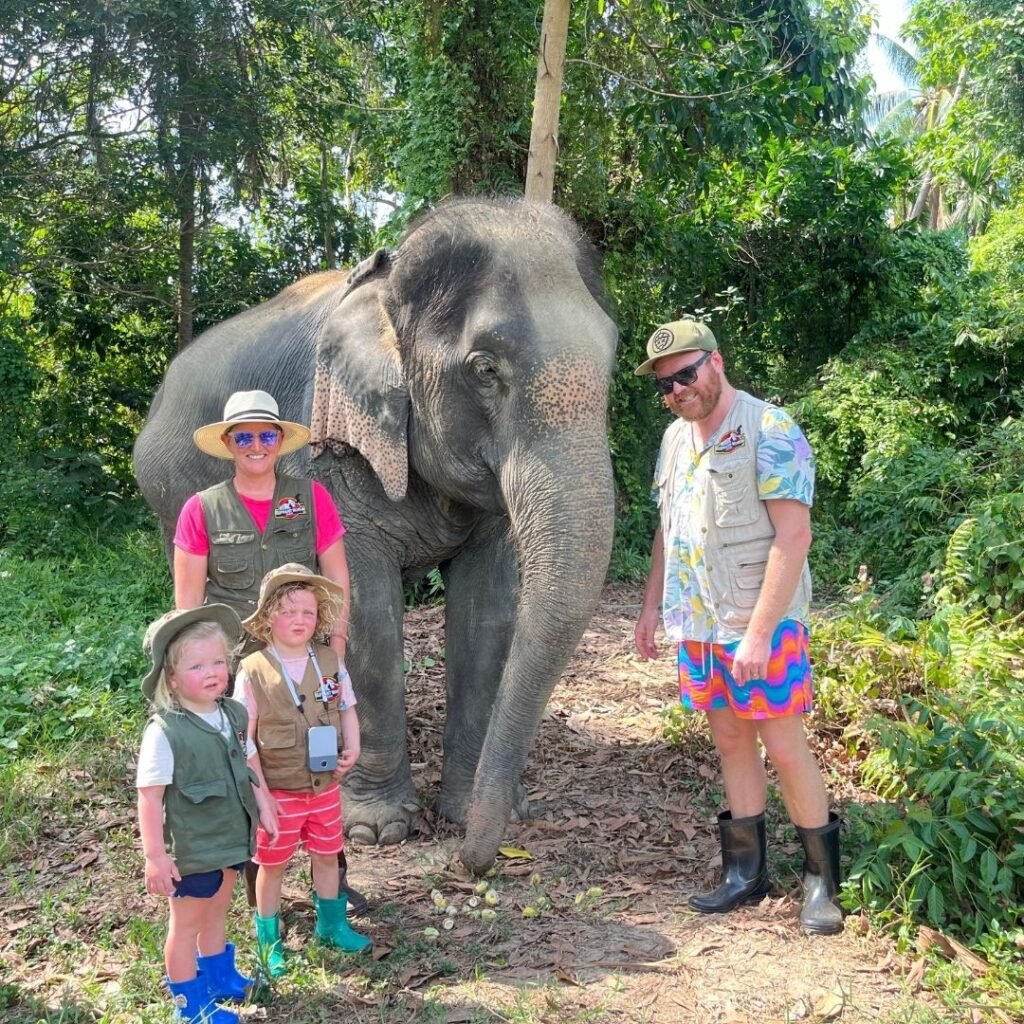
[634,319,718,375]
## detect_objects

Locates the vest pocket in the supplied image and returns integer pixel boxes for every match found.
[269,520,314,569]
[212,556,255,592]
[708,466,758,528]
[733,560,766,609]
[258,722,297,750]
[179,779,228,804]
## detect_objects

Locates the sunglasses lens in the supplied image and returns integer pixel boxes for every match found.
[652,351,709,394]
[231,430,280,447]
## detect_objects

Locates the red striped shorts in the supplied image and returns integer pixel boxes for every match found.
[255,782,344,866]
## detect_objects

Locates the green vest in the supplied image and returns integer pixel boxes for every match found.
[242,646,343,793]
[154,698,258,876]
[199,473,318,616]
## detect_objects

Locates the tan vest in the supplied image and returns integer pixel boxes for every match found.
[200,473,318,616]
[242,646,343,793]
[657,391,812,633]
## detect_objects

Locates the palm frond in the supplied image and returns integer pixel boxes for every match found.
[872,32,921,89]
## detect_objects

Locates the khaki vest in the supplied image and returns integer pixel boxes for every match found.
[242,646,344,793]
[153,698,258,876]
[200,473,318,615]
[657,391,812,633]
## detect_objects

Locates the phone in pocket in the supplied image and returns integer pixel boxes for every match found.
[307,725,338,773]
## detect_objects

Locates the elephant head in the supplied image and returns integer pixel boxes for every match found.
[311,199,617,872]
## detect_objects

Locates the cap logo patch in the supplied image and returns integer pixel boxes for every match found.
[650,328,674,353]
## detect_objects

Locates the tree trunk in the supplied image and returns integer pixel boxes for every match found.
[176,125,196,351]
[321,142,336,270]
[524,0,571,204]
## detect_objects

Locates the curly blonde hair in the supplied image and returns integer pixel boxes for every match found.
[244,580,343,645]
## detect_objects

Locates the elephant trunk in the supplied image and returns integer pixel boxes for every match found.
[459,435,614,873]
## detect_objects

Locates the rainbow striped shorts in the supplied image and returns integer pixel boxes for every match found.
[677,619,813,720]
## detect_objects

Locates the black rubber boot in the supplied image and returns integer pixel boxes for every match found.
[795,812,843,936]
[339,850,369,917]
[689,810,773,914]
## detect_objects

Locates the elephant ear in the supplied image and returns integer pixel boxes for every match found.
[309,256,410,501]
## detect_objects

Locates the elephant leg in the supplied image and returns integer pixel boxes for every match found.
[437,519,523,826]
[342,552,418,845]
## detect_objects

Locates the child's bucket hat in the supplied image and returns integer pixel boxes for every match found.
[241,563,345,630]
[141,604,243,700]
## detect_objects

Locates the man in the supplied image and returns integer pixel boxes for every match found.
[633,319,842,936]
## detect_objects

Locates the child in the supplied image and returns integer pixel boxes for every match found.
[235,563,371,976]
[136,604,277,1023]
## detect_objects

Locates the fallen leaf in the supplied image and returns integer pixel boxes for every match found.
[812,989,846,1020]
[497,845,533,860]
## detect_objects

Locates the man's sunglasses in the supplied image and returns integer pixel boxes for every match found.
[652,350,713,395]
[229,429,282,448]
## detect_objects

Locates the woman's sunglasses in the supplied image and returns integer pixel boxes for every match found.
[651,350,712,395]
[229,429,282,448]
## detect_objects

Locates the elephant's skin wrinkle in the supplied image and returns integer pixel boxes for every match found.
[134,198,617,870]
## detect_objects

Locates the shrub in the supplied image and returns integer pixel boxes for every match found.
[0,529,170,760]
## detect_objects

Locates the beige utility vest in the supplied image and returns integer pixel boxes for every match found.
[657,391,812,634]
[199,474,318,616]
[242,647,342,793]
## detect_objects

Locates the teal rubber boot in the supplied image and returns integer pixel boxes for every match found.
[314,894,372,953]
[166,975,238,1023]
[253,912,288,978]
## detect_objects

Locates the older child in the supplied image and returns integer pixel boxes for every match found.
[136,605,277,1023]
[235,563,371,976]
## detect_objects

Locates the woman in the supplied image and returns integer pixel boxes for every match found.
[172,388,367,916]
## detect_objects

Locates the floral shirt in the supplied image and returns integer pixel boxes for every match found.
[652,399,815,644]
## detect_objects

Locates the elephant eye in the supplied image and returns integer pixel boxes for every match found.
[468,354,500,387]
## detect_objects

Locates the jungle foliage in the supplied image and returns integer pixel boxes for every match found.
[2,0,1023,996]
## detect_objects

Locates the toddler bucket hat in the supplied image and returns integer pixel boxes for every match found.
[634,319,718,375]
[242,562,345,629]
[193,389,311,458]
[141,604,243,700]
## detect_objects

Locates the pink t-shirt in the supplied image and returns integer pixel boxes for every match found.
[174,481,345,556]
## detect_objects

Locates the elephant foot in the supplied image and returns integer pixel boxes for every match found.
[344,790,422,846]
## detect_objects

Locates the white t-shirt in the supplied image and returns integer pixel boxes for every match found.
[233,655,358,712]
[135,706,257,788]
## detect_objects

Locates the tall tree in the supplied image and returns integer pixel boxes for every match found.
[525,0,570,203]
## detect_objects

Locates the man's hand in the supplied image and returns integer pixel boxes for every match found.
[730,631,771,684]
[634,605,661,660]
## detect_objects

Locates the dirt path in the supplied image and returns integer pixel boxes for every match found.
[342,586,933,1024]
[0,586,938,1023]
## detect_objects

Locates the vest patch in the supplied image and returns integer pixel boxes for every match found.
[274,495,307,520]
[715,426,746,453]
[211,531,256,545]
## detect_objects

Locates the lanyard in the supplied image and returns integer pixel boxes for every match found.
[269,644,333,715]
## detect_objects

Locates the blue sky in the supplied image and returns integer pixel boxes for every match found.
[870,0,912,93]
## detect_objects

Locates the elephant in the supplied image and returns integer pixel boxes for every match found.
[134,197,617,873]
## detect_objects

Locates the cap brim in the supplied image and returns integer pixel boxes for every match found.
[141,604,244,700]
[192,421,311,459]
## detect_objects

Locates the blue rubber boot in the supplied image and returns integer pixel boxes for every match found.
[166,975,239,1023]
[196,942,253,1001]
